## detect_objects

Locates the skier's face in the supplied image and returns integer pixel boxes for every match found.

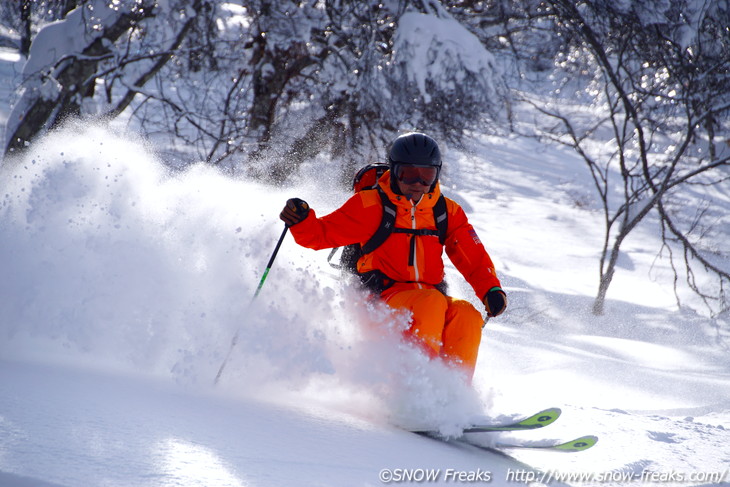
[396,178,430,203]
[395,164,437,202]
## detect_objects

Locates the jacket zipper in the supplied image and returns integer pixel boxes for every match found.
[409,203,422,288]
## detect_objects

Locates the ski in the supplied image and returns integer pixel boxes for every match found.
[411,408,596,454]
[495,435,598,452]
[463,407,562,433]
[409,407,562,436]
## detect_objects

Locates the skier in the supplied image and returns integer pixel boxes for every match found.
[279,132,506,380]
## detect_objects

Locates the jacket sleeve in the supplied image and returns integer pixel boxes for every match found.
[444,200,502,301]
[288,192,381,251]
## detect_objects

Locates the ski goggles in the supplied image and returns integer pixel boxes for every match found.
[395,164,439,186]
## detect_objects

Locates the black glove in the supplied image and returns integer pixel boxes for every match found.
[483,287,507,317]
[280,198,310,227]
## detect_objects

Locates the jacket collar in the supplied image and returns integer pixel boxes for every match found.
[378,170,441,209]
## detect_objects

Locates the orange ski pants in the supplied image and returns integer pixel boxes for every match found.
[382,285,484,380]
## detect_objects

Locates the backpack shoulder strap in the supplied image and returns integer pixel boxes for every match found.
[361,190,449,255]
[361,188,396,254]
[433,194,448,245]
[392,194,447,240]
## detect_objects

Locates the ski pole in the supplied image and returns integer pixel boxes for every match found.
[214,225,289,385]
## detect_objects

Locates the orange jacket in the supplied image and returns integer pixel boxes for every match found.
[289,171,501,301]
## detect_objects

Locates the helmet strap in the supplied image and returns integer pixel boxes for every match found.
[389,164,403,195]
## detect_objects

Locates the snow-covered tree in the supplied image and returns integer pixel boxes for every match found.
[4,0,160,154]
[240,0,509,183]
[523,0,730,319]
[3,0,510,183]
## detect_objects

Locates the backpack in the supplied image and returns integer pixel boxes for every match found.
[327,163,449,293]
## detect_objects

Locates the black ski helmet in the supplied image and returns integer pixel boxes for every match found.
[388,132,442,169]
[388,132,442,193]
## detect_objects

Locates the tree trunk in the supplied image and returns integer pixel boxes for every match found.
[5,3,157,155]
[19,0,32,58]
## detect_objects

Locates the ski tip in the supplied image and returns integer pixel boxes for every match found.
[551,435,599,452]
[537,407,562,422]
[464,407,563,433]
[513,407,563,428]
[516,407,562,429]
[495,435,599,452]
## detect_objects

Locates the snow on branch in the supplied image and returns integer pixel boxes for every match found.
[393,12,502,106]
[4,0,158,155]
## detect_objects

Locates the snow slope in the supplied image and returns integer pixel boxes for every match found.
[1,360,569,487]
[2,45,730,487]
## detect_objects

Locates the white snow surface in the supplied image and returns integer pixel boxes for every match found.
[1,47,730,487]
